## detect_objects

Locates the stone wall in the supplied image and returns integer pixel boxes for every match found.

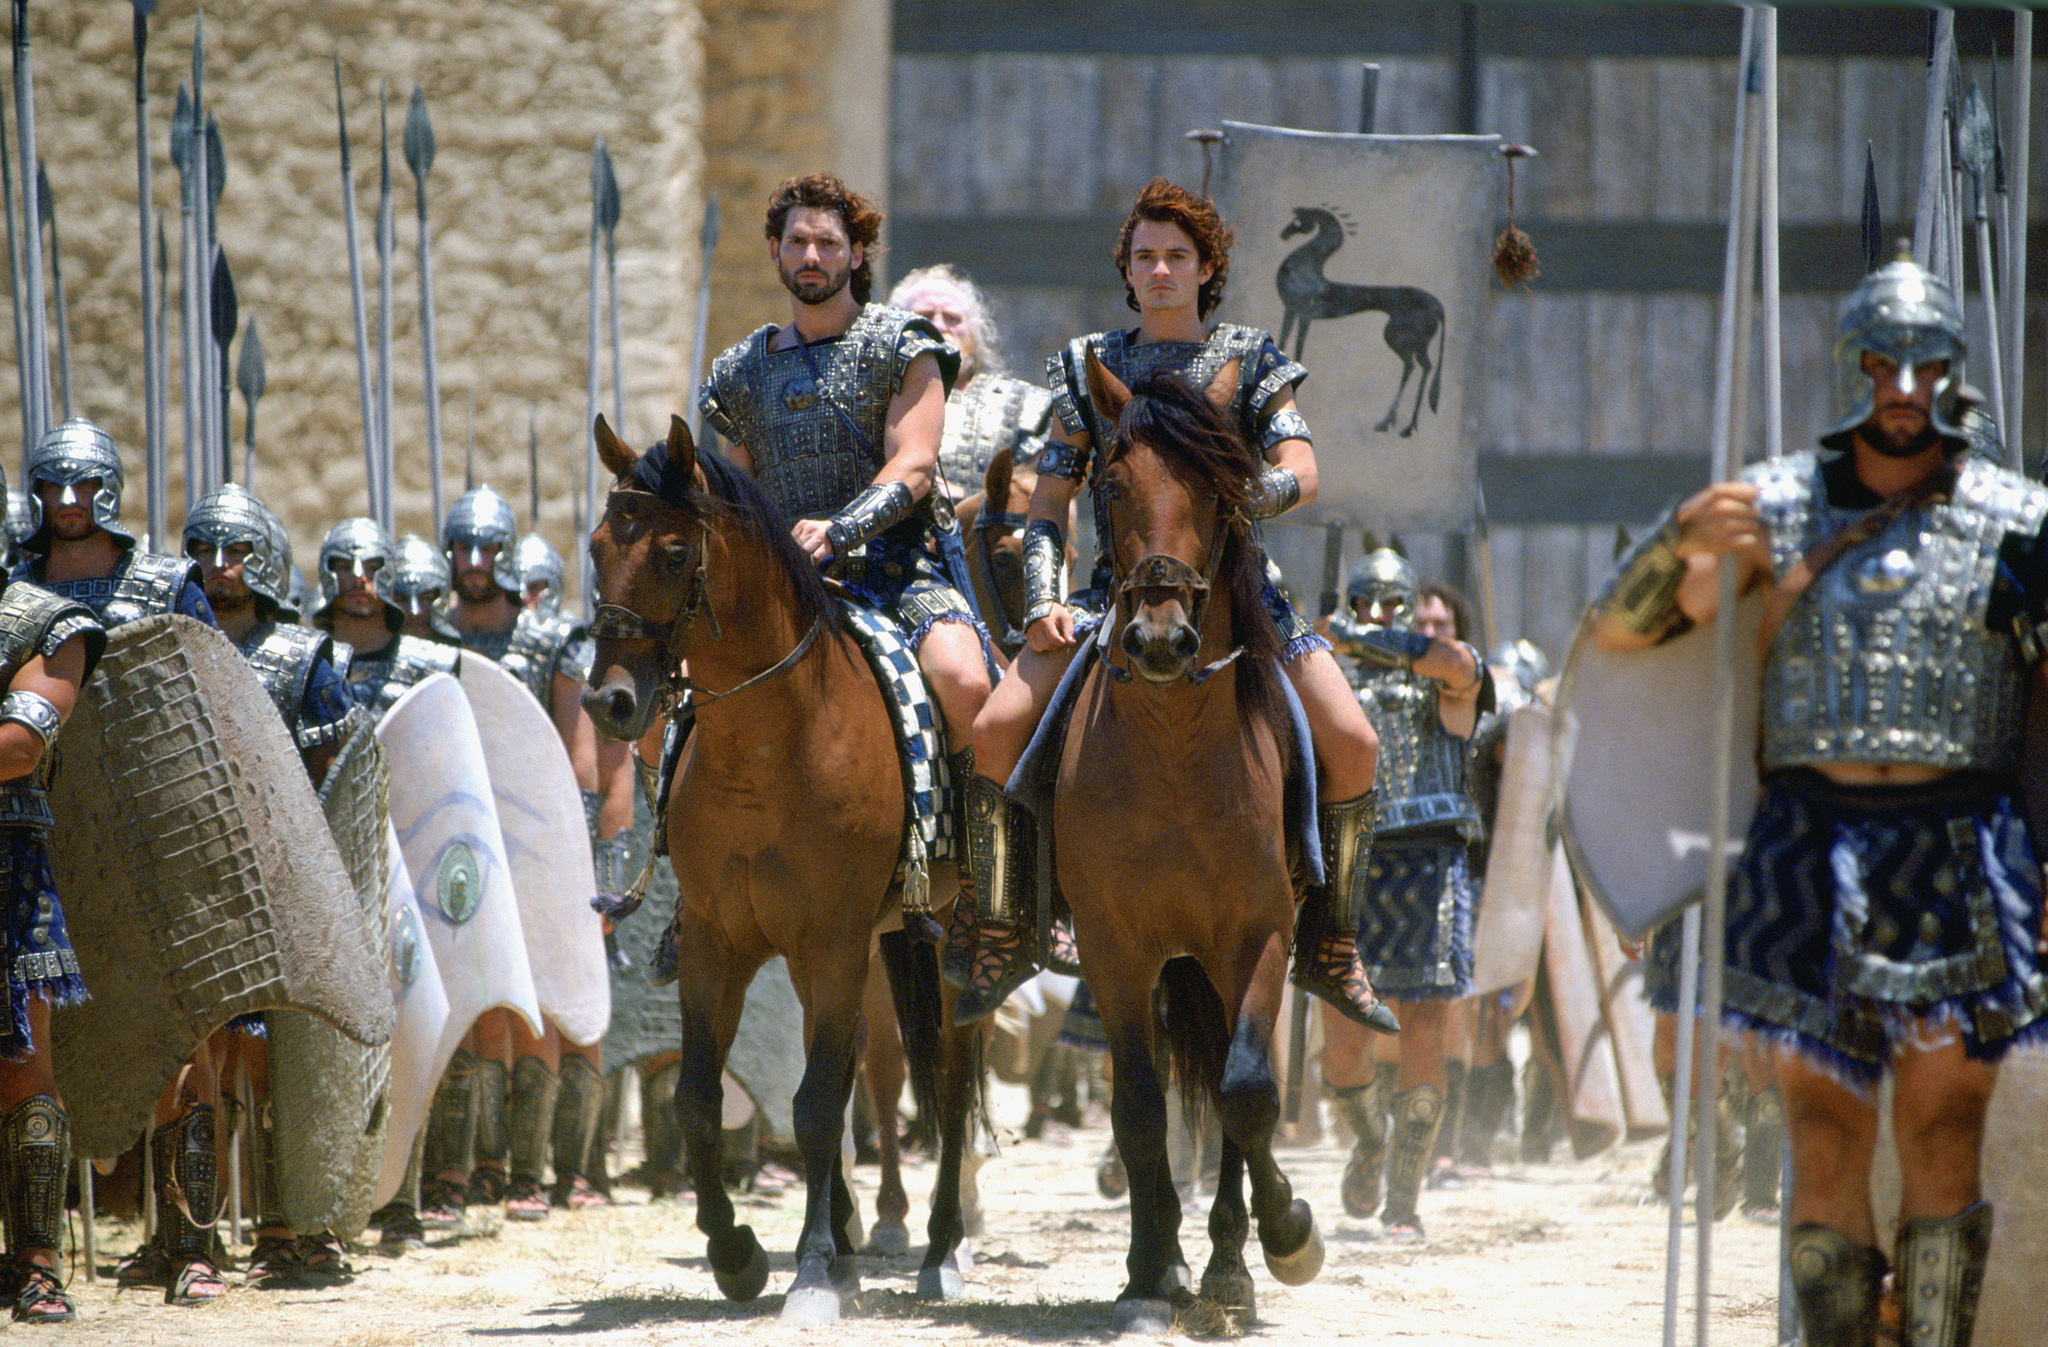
[9,0,703,594]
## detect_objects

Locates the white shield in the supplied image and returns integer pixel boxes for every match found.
[372,818,454,1207]
[1214,122,1499,532]
[376,673,540,1074]
[1540,848,1624,1159]
[1555,596,1764,940]
[1471,702,1554,994]
[458,657,610,1047]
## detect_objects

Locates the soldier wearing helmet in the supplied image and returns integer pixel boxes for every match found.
[10,419,212,629]
[311,518,460,721]
[1592,249,2048,1347]
[389,534,460,644]
[512,534,566,615]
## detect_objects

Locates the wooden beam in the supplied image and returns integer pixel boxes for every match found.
[1478,451,1710,525]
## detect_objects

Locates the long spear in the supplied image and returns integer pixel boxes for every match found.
[172,82,196,510]
[376,83,394,522]
[0,69,26,458]
[236,317,262,486]
[689,193,719,446]
[2006,17,2031,459]
[405,84,440,532]
[191,21,214,491]
[37,163,68,421]
[596,140,623,429]
[1914,11,1956,273]
[1957,81,2009,463]
[132,0,164,547]
[210,248,234,484]
[202,112,224,490]
[528,405,539,527]
[334,60,380,522]
[13,0,50,454]
[584,138,603,612]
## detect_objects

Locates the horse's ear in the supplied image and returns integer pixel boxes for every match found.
[1084,348,1131,427]
[665,414,699,482]
[984,445,1014,505]
[594,415,639,481]
[1206,358,1242,415]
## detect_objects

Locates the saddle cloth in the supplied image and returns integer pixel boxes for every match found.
[837,594,956,883]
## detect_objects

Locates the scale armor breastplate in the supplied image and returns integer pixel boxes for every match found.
[14,550,194,629]
[1755,452,2048,774]
[1049,325,1305,568]
[1360,667,1480,838]
[938,375,1054,497]
[0,582,102,830]
[345,634,461,720]
[700,305,953,522]
[239,621,349,754]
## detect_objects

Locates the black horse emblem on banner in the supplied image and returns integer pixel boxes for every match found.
[1276,206,1446,437]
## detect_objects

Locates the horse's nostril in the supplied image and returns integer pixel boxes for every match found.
[604,687,636,724]
[1172,625,1199,661]
[1122,623,1147,662]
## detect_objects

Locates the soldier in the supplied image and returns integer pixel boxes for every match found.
[313,519,461,720]
[1590,252,2047,1347]
[0,549,103,1322]
[13,420,230,1304]
[389,533,461,644]
[182,485,363,1287]
[1320,549,1490,1240]
[441,485,623,1221]
[512,534,566,615]
[887,263,1055,497]
[2,487,30,571]
[959,178,1383,1028]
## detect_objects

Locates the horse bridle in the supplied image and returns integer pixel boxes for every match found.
[586,488,823,708]
[971,502,1030,655]
[1101,498,1247,687]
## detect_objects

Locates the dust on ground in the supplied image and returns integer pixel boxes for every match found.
[52,1080,1784,1346]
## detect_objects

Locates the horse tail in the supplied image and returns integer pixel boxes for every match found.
[1156,955,1231,1134]
[1428,308,1446,415]
[878,929,946,1132]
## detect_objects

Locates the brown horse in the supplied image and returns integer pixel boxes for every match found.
[582,415,980,1325]
[956,446,1036,661]
[1056,356,1322,1330]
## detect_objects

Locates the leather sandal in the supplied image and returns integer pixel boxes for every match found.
[948,918,1037,1026]
[1296,926,1400,1034]
[8,1260,74,1324]
[167,1257,226,1306]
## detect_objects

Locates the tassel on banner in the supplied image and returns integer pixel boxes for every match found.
[1494,144,1540,288]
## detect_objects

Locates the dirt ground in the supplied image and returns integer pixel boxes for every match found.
[46,1076,1789,1347]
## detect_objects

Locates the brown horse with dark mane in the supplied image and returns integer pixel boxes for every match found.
[1055,355,1324,1329]
[581,415,979,1326]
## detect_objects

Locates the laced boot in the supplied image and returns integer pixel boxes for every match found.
[1379,1083,1445,1241]
[944,767,1041,1026]
[469,1055,511,1205]
[1895,1201,1993,1347]
[0,1097,74,1322]
[1742,1088,1784,1221]
[1330,1067,1392,1219]
[551,1055,608,1208]
[420,1049,479,1229]
[506,1056,560,1219]
[1787,1223,1886,1347]
[642,1062,686,1198]
[154,1106,225,1306]
[1292,791,1399,1032]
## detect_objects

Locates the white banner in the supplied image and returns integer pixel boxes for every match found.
[1216,122,1498,532]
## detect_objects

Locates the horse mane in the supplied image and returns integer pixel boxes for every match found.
[636,439,836,637]
[1103,372,1290,736]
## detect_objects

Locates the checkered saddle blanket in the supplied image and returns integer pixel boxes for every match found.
[838,595,955,908]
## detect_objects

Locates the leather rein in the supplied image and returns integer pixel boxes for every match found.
[587,488,823,708]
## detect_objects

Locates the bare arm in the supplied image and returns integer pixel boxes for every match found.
[0,637,86,784]
[554,670,601,793]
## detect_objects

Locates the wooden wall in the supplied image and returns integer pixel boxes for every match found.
[886,4,2046,663]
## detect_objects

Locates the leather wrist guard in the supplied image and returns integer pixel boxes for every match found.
[0,691,60,748]
[1602,520,1690,638]
[1351,624,1436,670]
[1,1096,68,1254]
[824,481,916,556]
[1247,465,1302,520]
[1022,518,1066,627]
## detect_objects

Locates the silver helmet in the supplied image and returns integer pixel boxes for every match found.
[4,489,29,549]
[23,417,130,551]
[1346,547,1420,630]
[1821,247,1970,454]
[316,516,404,632]
[1489,638,1551,699]
[442,485,520,593]
[513,533,566,613]
[391,532,459,638]
[183,484,292,612]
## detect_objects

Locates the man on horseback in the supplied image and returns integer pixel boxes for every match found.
[955,177,1385,1029]
[1324,547,1492,1240]
[1591,253,2048,1347]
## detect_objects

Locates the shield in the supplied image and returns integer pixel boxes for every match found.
[1213,122,1499,532]
[726,957,803,1150]
[1555,596,1764,940]
[457,657,609,1047]
[50,616,391,1158]
[268,717,396,1236]
[1471,702,1554,994]
[1540,847,1623,1159]
[376,672,540,1068]
[373,819,452,1208]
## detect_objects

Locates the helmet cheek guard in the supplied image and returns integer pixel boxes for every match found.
[1821,251,1970,455]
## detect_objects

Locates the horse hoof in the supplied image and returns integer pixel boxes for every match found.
[916,1257,965,1301]
[780,1286,842,1327]
[1199,1263,1257,1315]
[1111,1298,1175,1337]
[1263,1214,1324,1287]
[711,1234,771,1302]
[864,1221,910,1256]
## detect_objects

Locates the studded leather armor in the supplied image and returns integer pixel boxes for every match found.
[13,550,198,630]
[699,304,956,523]
[1751,452,2048,774]
[0,582,103,830]
[337,633,462,721]
[461,606,582,709]
[1358,666,1481,840]
[937,373,1054,498]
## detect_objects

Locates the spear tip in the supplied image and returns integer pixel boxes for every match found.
[404,84,436,181]
[700,192,720,252]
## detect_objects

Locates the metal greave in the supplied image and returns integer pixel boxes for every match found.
[152,1105,218,1261]
[0,1096,67,1255]
[1787,1222,1887,1347]
[422,1047,479,1180]
[1894,1201,1993,1347]
[963,771,1032,927]
[551,1055,604,1190]
[1380,1083,1444,1224]
[1317,789,1378,932]
[508,1056,560,1187]
[473,1056,510,1170]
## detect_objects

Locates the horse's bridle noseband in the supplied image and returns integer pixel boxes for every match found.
[1103,500,1247,686]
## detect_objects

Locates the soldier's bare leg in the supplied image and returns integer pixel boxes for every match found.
[914,620,992,750]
